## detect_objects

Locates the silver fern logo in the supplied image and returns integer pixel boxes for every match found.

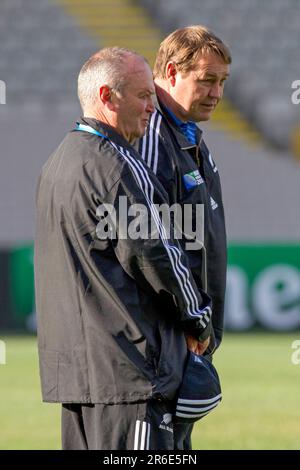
[159,413,173,433]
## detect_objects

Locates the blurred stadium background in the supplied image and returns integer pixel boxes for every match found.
[0,0,300,450]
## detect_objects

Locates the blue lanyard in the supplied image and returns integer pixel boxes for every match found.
[75,123,109,141]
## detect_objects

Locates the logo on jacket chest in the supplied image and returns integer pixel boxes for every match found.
[183,170,204,191]
[159,413,173,433]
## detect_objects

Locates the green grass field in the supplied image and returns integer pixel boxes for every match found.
[0,333,299,450]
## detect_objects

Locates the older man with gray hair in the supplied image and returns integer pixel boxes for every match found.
[35,47,213,450]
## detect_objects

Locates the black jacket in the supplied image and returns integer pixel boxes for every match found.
[35,117,212,404]
[138,103,227,354]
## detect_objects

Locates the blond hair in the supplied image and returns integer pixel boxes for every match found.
[154,25,231,79]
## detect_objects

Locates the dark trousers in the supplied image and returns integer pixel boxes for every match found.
[62,400,188,450]
[173,422,193,450]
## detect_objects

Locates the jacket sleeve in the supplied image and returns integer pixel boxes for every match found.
[97,157,212,341]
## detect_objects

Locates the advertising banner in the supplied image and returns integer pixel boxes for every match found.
[2,243,300,332]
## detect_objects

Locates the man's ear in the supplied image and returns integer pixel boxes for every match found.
[99,85,112,104]
[166,62,177,86]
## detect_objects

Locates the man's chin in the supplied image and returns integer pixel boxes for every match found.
[189,109,213,122]
[201,114,212,121]
[194,113,212,122]
[139,124,149,137]
[130,128,147,142]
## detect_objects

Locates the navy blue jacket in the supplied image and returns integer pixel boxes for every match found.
[35,117,213,404]
[138,103,227,355]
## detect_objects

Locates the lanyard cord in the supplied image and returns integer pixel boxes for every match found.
[75,123,109,141]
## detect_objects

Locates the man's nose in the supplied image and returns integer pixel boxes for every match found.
[146,96,155,114]
[209,82,223,99]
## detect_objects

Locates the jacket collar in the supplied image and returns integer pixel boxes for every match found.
[156,98,203,151]
[78,116,132,149]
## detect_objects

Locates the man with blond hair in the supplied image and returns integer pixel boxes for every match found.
[139,25,231,449]
[35,47,213,450]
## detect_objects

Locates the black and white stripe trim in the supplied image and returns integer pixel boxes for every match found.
[140,110,162,175]
[176,410,211,420]
[177,400,221,414]
[208,152,218,173]
[176,393,222,419]
[178,393,222,405]
[134,420,150,450]
[118,143,211,321]
[111,141,211,322]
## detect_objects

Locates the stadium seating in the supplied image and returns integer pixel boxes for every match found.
[0,0,97,105]
[0,0,300,248]
[141,0,300,150]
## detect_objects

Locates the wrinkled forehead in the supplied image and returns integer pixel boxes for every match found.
[192,51,230,76]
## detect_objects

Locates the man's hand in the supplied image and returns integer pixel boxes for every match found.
[185,334,210,355]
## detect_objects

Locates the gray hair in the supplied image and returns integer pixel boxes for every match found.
[77,47,146,112]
